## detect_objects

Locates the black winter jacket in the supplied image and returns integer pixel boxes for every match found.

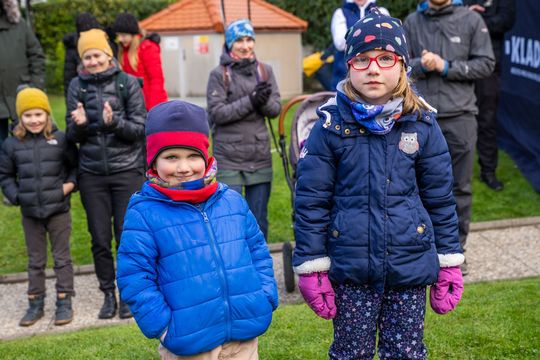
[62,32,79,99]
[463,0,516,67]
[66,64,147,175]
[0,128,78,219]
[0,14,45,120]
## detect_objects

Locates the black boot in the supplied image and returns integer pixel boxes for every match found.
[119,300,133,319]
[54,293,73,326]
[480,173,504,191]
[98,291,117,319]
[19,294,45,327]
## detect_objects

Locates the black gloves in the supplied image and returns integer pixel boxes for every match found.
[249,82,272,109]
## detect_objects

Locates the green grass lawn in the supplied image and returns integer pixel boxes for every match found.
[0,95,539,274]
[0,277,538,359]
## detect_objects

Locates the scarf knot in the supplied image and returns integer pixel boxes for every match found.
[338,92,403,135]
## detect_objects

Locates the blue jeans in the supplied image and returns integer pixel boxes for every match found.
[228,183,271,241]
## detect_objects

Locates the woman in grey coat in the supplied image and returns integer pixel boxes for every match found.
[206,19,281,240]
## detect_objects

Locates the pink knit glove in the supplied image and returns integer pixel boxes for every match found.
[430,266,464,314]
[298,272,336,320]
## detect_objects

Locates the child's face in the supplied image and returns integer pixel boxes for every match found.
[349,50,402,105]
[82,49,111,74]
[21,109,48,134]
[154,148,206,186]
[230,36,255,59]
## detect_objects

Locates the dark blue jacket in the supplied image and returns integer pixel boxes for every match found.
[292,94,461,293]
[117,183,278,356]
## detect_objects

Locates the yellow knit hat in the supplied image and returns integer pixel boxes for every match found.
[77,28,113,58]
[16,88,52,118]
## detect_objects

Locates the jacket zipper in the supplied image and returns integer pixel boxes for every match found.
[32,135,43,216]
[199,207,231,342]
[95,80,109,175]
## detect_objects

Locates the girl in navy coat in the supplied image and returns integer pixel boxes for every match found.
[293,9,464,359]
[117,100,278,359]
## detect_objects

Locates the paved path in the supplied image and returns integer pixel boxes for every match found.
[1,221,539,341]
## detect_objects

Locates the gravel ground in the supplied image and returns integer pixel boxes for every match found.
[1,224,539,341]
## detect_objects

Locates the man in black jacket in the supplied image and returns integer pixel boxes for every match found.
[464,0,516,190]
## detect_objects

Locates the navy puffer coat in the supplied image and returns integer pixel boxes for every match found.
[117,183,278,356]
[292,94,462,293]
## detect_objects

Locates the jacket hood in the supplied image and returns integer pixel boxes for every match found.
[417,0,462,13]
[145,32,161,45]
[1,0,20,24]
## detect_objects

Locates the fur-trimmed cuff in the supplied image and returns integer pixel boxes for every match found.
[293,257,331,275]
[438,253,465,267]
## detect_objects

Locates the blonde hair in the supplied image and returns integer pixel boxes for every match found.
[13,114,55,141]
[343,63,429,115]
[118,32,143,71]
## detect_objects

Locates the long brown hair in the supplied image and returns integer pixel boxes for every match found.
[342,63,429,115]
[118,32,143,71]
[13,114,55,141]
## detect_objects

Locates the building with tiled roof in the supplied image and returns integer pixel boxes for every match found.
[140,0,307,98]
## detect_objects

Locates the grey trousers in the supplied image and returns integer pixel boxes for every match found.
[438,113,477,249]
[22,211,74,296]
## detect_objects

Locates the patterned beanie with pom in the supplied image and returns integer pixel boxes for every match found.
[344,8,410,65]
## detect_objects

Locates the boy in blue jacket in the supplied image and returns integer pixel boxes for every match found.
[117,100,278,359]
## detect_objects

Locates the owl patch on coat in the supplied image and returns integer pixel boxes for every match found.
[399,132,419,155]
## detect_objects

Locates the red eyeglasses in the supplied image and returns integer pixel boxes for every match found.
[347,53,401,70]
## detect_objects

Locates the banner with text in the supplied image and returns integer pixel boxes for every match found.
[498,0,540,192]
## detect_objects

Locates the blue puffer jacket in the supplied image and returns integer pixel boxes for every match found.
[117,183,278,356]
[292,93,462,293]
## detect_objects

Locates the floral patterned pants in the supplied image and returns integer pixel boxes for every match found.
[329,284,428,360]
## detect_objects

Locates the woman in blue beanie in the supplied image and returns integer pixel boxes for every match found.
[206,19,281,241]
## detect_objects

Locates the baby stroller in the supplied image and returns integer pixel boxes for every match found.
[272,91,335,292]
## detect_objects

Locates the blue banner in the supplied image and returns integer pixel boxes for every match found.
[498,0,540,192]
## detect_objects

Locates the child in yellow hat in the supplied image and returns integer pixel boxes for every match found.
[0,87,78,327]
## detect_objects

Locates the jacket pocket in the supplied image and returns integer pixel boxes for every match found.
[254,132,270,159]
[407,198,432,249]
[214,133,244,160]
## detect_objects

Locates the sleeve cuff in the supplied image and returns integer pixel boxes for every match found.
[294,256,331,274]
[438,253,465,267]
[441,60,449,77]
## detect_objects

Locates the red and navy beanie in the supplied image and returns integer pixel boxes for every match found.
[146,100,209,167]
[344,8,410,65]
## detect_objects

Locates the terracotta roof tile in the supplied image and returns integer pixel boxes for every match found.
[140,0,307,33]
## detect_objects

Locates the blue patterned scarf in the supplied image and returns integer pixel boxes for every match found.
[338,91,404,135]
